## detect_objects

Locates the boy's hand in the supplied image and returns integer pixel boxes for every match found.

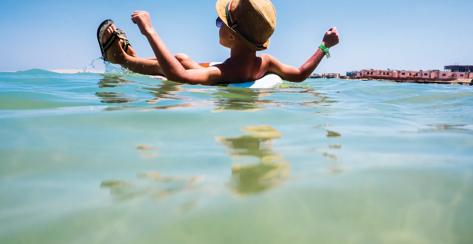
[131,11,155,35]
[322,27,339,48]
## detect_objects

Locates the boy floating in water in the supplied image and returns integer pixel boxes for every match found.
[97,0,339,85]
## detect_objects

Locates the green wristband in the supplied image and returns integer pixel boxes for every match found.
[319,44,331,58]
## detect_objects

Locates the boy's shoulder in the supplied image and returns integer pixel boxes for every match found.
[260,54,280,62]
[259,54,272,59]
[259,54,279,66]
[258,54,272,62]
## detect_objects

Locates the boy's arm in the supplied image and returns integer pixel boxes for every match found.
[132,11,222,85]
[268,28,339,82]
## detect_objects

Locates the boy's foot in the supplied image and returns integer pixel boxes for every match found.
[101,25,125,64]
[97,20,137,63]
[104,25,138,57]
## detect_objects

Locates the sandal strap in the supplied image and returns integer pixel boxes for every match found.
[102,33,118,59]
[116,28,132,52]
[97,19,115,61]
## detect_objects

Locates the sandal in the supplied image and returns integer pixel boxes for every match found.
[115,28,132,54]
[97,19,132,61]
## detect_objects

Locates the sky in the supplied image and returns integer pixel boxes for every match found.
[0,0,472,73]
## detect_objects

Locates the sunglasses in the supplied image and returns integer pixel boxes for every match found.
[216,17,223,28]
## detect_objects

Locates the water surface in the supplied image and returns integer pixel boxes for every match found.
[1,70,472,244]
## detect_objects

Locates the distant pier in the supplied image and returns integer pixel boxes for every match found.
[344,65,473,85]
[312,65,473,85]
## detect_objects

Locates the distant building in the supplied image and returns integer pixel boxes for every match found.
[311,73,341,79]
[346,71,358,79]
[346,65,472,85]
[309,73,322,79]
[323,73,341,79]
[445,65,473,73]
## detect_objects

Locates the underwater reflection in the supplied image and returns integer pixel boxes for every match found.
[277,84,336,108]
[97,74,191,110]
[98,74,130,88]
[213,87,272,111]
[100,144,203,210]
[101,171,203,204]
[143,80,182,104]
[217,125,290,195]
[97,75,134,104]
[144,80,193,110]
[95,91,133,104]
[326,130,341,138]
[212,85,335,112]
[311,125,345,174]
[419,124,473,134]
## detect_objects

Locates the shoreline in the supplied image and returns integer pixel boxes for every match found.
[345,77,473,85]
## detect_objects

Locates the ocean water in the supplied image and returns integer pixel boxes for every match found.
[1,69,472,244]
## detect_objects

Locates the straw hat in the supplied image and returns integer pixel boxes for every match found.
[216,0,276,51]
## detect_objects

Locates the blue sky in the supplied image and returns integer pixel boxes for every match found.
[0,0,472,73]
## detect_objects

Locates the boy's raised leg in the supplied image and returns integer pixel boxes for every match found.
[101,25,203,76]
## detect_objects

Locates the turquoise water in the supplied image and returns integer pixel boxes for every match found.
[1,69,473,244]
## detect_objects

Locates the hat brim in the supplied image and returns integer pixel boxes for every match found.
[215,0,270,51]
